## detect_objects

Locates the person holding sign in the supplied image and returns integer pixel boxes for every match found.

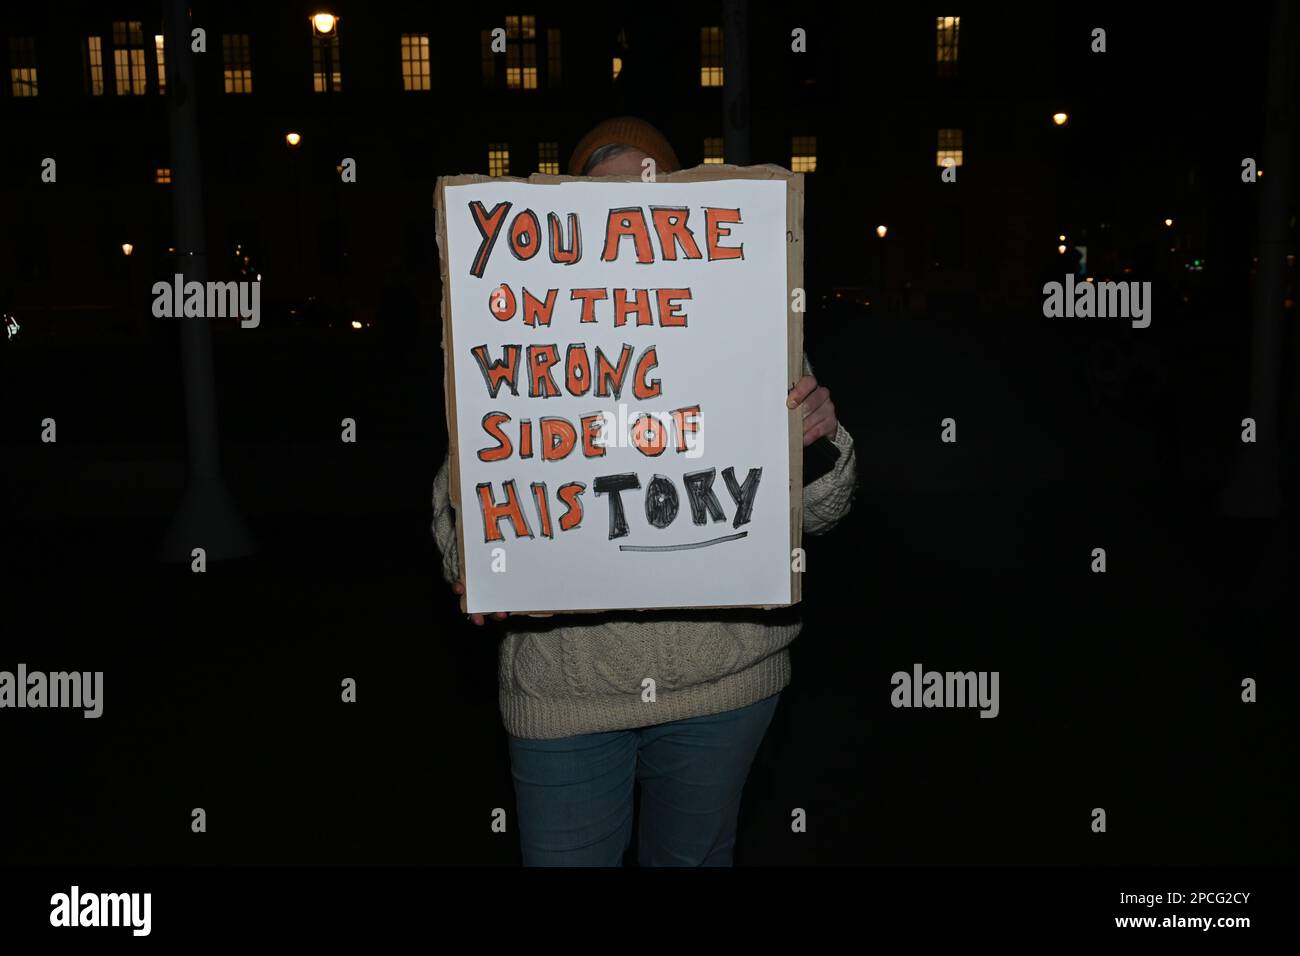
[432,117,857,866]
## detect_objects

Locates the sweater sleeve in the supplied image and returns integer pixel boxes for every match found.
[431,452,462,585]
[800,352,859,537]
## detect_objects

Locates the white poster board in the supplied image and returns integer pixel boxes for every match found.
[435,167,804,615]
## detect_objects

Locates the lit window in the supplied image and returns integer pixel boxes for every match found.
[547,28,561,87]
[505,16,538,90]
[488,143,510,177]
[612,57,623,81]
[506,15,536,40]
[9,37,37,97]
[538,142,559,175]
[84,36,104,95]
[700,27,723,86]
[936,17,960,76]
[155,167,172,184]
[154,34,166,94]
[401,33,430,91]
[703,137,724,165]
[937,128,963,167]
[312,20,342,92]
[480,30,496,85]
[223,34,252,93]
[112,21,147,95]
[792,136,817,173]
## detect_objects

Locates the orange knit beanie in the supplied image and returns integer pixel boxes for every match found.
[567,116,681,176]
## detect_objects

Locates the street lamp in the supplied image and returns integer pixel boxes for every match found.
[285,131,302,147]
[1164,218,1174,227]
[1052,112,1068,126]
[121,242,134,256]
[312,13,337,35]
[876,225,888,238]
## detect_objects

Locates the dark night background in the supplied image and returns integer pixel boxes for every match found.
[1,0,1297,873]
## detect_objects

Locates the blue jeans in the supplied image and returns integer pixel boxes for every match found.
[507,693,781,866]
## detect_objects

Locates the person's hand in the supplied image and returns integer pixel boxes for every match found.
[787,374,838,447]
[451,581,508,625]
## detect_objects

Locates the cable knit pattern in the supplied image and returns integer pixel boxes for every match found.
[431,352,858,739]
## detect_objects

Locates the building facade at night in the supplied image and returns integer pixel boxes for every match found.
[0,4,1268,340]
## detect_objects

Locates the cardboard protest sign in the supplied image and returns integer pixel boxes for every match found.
[435,166,804,615]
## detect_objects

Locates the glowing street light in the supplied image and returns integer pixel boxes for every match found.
[121,242,134,256]
[1164,218,1174,227]
[312,13,337,35]
[876,224,888,238]
[1058,244,1068,255]
[285,131,302,147]
[1052,112,1069,126]
[1058,234,1066,242]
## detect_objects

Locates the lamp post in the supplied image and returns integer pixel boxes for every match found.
[286,132,304,299]
[1221,0,1295,517]
[121,242,147,341]
[722,0,751,166]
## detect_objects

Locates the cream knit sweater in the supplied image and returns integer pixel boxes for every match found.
[431,354,858,739]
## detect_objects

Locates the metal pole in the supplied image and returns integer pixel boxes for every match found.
[1220,0,1295,517]
[722,0,752,166]
[159,0,255,560]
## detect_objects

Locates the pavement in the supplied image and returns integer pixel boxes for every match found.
[2,306,1295,865]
